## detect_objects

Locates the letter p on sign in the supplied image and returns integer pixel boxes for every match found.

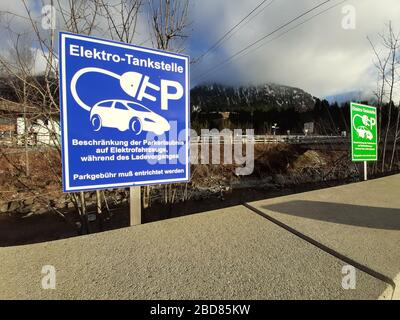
[161,80,184,110]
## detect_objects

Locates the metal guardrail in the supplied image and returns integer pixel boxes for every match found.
[1,134,348,152]
[190,135,348,145]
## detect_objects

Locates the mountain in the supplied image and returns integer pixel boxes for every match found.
[191,83,315,113]
[324,90,375,104]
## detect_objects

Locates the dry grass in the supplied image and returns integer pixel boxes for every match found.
[0,144,355,205]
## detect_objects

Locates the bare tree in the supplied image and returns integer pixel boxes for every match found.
[390,100,400,170]
[147,0,190,203]
[381,23,399,171]
[56,0,100,35]
[369,22,400,172]
[99,0,142,43]
[0,0,192,226]
[0,0,145,233]
[149,0,190,52]
[0,31,36,176]
[368,35,391,174]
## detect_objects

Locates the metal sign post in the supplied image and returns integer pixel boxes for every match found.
[364,161,368,181]
[130,186,141,226]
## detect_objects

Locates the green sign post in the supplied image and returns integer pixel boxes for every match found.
[350,102,378,180]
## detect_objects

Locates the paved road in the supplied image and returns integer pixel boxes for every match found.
[247,174,400,299]
[1,175,399,300]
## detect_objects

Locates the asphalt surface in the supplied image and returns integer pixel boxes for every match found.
[0,205,390,299]
[247,174,400,293]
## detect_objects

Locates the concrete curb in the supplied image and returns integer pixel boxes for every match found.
[379,274,400,300]
[244,202,396,300]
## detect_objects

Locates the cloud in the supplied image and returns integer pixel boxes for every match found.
[0,0,153,75]
[1,0,400,100]
[189,0,400,98]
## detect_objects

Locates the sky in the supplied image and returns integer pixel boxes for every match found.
[188,0,400,98]
[1,0,400,99]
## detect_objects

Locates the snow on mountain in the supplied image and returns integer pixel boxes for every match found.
[191,83,315,113]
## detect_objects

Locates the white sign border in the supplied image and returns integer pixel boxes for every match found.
[59,32,190,192]
[350,102,378,162]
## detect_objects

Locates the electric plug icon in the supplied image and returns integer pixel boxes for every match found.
[120,72,160,103]
[120,72,183,110]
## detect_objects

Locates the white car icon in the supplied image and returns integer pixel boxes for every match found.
[89,99,170,135]
[356,126,373,140]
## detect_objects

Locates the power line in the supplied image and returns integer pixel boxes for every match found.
[194,0,333,80]
[192,0,274,64]
[193,0,335,82]
[220,0,276,48]
[230,0,348,68]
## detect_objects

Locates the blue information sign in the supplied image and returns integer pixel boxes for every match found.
[59,32,190,192]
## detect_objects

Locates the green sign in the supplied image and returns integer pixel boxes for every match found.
[350,102,377,162]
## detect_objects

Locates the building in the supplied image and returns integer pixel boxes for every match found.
[0,101,60,147]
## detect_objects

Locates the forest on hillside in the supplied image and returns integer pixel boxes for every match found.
[190,84,383,136]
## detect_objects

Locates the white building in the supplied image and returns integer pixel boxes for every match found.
[17,117,61,147]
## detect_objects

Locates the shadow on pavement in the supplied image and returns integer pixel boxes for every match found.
[262,201,400,230]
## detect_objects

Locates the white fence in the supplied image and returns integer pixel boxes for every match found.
[190,134,347,145]
[1,131,347,150]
